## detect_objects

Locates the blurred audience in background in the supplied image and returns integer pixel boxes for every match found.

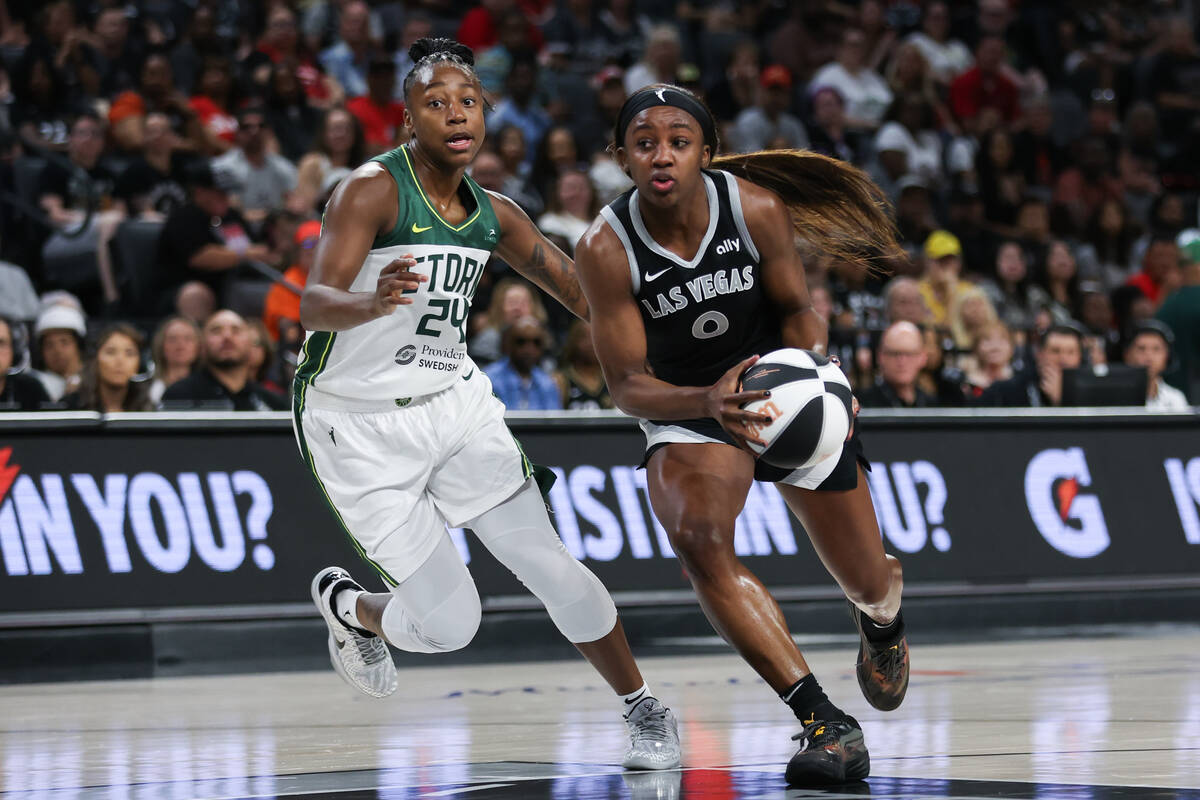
[1125,321,1189,410]
[0,0,1196,413]
[148,315,201,404]
[485,315,562,411]
[860,321,938,408]
[554,320,612,410]
[0,316,50,410]
[161,309,287,410]
[61,322,153,411]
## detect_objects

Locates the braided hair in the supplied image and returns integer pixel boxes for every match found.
[402,37,478,99]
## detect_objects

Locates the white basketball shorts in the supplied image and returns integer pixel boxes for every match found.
[293,365,532,587]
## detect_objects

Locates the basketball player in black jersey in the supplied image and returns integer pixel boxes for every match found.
[575,84,910,785]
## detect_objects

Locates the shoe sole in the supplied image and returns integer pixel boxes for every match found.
[622,754,682,770]
[784,727,870,785]
[849,602,909,711]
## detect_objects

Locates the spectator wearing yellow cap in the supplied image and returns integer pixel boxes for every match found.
[918,230,976,328]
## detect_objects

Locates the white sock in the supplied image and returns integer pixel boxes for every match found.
[334,588,367,632]
[620,682,653,717]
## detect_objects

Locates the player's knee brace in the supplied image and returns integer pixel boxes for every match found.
[493,532,617,643]
[541,559,618,644]
[380,566,482,653]
[471,481,617,644]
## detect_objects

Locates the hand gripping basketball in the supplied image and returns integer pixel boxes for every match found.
[706,355,775,452]
[737,349,855,470]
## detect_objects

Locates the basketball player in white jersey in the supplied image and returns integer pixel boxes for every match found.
[295,39,679,770]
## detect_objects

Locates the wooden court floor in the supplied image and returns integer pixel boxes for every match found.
[2,629,1198,799]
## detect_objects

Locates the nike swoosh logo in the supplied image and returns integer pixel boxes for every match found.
[462,368,475,381]
[412,223,432,233]
[624,690,648,705]
[645,268,671,282]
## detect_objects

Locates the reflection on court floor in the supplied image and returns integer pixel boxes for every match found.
[1,631,1198,799]
[3,764,1199,800]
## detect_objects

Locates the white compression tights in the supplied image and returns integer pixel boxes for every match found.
[379,478,618,653]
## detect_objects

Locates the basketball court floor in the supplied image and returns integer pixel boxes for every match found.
[2,628,1198,799]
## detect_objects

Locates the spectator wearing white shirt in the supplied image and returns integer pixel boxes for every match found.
[213,106,299,219]
[0,257,39,322]
[729,65,809,153]
[1124,322,1190,410]
[904,1,971,85]
[874,93,944,190]
[537,169,597,253]
[624,24,681,95]
[811,27,893,131]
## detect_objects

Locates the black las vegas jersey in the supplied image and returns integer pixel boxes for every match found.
[600,169,780,387]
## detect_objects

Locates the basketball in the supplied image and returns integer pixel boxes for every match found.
[739,348,854,470]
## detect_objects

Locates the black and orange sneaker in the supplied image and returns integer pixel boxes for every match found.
[784,716,870,785]
[850,602,909,711]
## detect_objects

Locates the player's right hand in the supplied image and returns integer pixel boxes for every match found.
[373,255,428,315]
[706,355,773,452]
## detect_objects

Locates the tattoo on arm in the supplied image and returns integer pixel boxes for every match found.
[524,241,585,316]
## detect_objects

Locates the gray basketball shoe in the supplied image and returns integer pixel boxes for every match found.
[622,697,681,770]
[310,567,397,698]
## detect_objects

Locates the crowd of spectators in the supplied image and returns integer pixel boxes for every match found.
[0,0,1197,413]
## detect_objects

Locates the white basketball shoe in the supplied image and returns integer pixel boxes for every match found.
[310,567,397,698]
[622,696,681,770]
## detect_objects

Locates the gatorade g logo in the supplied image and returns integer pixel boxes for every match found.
[394,344,416,365]
[1023,447,1110,558]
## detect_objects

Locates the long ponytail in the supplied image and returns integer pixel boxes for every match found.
[712,149,903,273]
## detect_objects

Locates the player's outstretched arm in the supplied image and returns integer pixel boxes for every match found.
[574,219,771,445]
[488,190,589,321]
[299,164,428,332]
[737,177,828,355]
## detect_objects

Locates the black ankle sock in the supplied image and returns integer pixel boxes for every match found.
[780,674,849,724]
[859,607,904,645]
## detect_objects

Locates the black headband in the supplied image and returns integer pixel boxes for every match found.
[616,85,717,152]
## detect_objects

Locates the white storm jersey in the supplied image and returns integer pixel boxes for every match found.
[294,145,501,407]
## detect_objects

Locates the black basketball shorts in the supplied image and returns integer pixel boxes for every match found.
[639,417,869,491]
